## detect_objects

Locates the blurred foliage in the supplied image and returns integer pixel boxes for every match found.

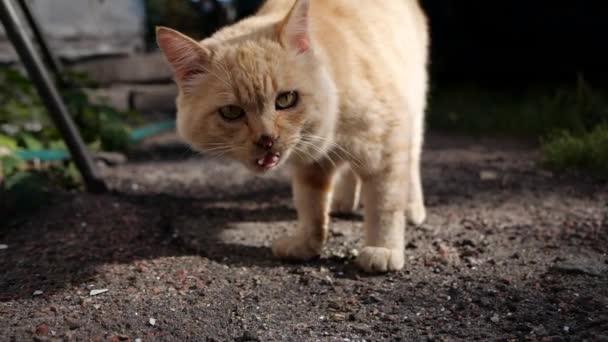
[0,66,136,209]
[428,76,608,178]
[542,125,608,180]
[428,76,608,137]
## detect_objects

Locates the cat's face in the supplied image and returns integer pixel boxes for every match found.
[157,1,337,172]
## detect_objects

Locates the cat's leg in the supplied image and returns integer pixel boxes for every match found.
[272,162,336,260]
[331,165,361,214]
[406,122,426,226]
[356,161,408,272]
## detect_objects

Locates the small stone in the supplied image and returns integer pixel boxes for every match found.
[149,318,156,326]
[0,244,8,250]
[490,314,500,323]
[368,294,383,303]
[329,313,346,321]
[480,170,498,181]
[35,324,49,336]
[322,276,334,286]
[65,317,82,330]
[135,339,142,342]
[33,290,43,296]
[89,289,109,296]
[563,326,570,333]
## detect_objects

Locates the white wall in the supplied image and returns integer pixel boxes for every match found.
[0,0,146,62]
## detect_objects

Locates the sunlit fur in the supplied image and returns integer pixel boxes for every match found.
[157,0,429,272]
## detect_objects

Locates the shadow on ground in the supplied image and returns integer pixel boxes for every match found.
[1,133,607,341]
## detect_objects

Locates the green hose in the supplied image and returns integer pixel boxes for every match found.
[14,120,176,161]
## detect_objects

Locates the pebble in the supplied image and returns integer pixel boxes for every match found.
[329,313,346,321]
[65,317,82,330]
[149,318,156,326]
[480,170,498,181]
[89,289,109,296]
[368,294,383,303]
[320,275,334,286]
[0,244,8,250]
[33,290,43,296]
[35,324,49,336]
[490,314,500,323]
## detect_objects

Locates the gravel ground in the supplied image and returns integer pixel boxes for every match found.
[1,132,607,341]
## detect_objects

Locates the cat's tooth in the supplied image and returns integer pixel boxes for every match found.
[257,159,264,166]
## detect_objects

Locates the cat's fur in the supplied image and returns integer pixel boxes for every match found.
[156,0,429,272]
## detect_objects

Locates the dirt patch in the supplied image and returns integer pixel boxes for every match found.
[1,133,607,341]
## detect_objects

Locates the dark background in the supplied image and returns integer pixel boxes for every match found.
[178,0,608,86]
[421,1,608,86]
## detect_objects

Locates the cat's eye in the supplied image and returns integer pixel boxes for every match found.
[275,91,299,110]
[219,105,245,121]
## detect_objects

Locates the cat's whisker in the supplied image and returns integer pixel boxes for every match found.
[296,139,339,170]
[300,132,363,171]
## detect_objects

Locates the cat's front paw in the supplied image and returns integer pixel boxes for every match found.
[272,235,322,261]
[356,247,404,273]
[406,202,426,226]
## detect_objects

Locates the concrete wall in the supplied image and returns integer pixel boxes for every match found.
[0,0,146,62]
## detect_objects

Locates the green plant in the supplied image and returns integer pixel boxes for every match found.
[428,76,608,179]
[0,66,136,194]
[427,76,608,138]
[543,125,608,179]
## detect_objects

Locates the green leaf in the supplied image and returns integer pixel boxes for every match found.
[64,162,82,184]
[48,139,67,150]
[100,123,131,152]
[1,155,24,176]
[19,133,44,150]
[0,134,18,149]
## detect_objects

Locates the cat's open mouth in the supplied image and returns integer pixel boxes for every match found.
[255,152,281,170]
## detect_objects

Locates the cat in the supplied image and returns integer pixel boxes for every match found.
[156,0,429,272]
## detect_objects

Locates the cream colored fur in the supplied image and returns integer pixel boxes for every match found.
[156,0,429,272]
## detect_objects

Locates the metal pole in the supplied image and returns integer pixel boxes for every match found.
[16,0,65,86]
[0,0,107,193]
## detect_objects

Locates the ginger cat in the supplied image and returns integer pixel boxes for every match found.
[156,0,429,272]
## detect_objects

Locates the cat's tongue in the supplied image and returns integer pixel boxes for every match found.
[256,152,280,169]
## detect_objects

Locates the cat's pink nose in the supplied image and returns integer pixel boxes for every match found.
[256,134,275,150]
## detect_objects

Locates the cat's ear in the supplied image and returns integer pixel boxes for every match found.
[156,26,210,87]
[278,0,311,54]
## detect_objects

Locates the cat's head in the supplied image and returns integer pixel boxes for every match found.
[156,0,337,173]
